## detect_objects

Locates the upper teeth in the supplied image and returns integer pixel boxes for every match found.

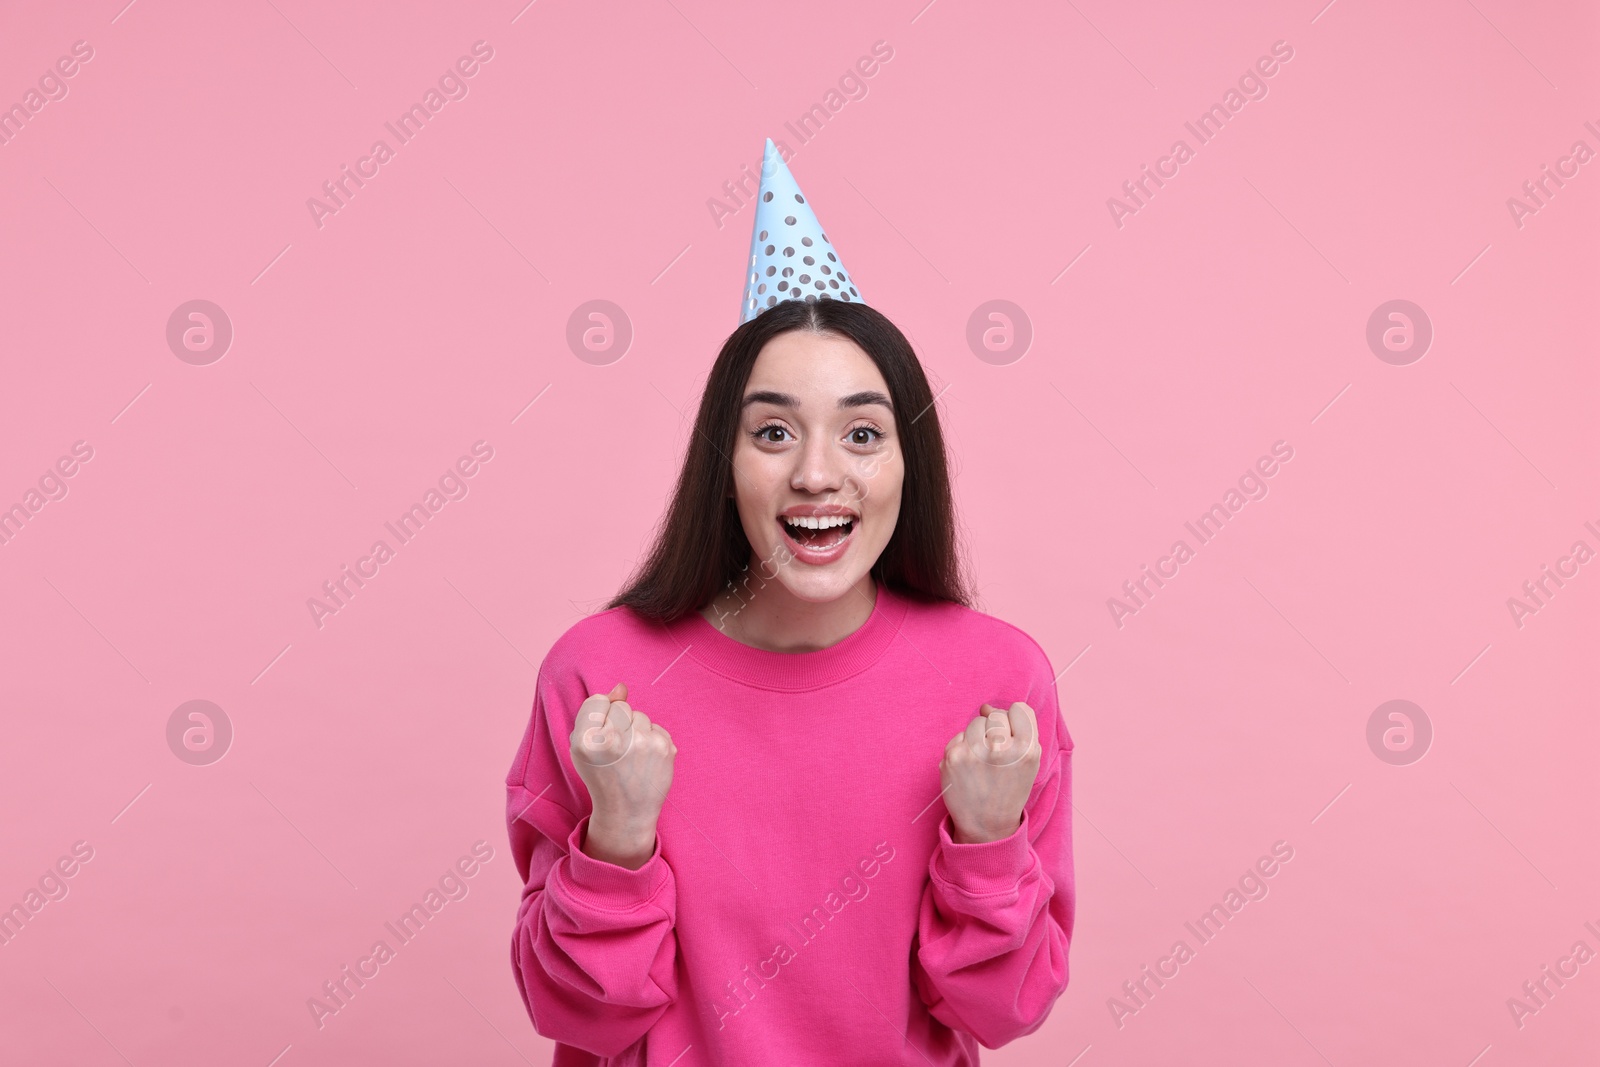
[784,515,851,529]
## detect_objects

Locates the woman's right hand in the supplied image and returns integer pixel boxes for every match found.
[568,683,676,869]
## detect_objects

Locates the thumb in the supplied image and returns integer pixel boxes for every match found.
[608,682,627,702]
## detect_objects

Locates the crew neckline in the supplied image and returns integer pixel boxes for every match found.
[668,580,909,691]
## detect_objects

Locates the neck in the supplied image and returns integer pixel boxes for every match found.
[703,572,879,653]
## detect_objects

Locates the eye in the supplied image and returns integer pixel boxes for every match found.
[846,425,884,447]
[751,422,792,444]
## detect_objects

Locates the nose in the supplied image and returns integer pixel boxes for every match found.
[789,432,845,495]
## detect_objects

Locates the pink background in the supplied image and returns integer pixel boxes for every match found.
[2,0,1596,1063]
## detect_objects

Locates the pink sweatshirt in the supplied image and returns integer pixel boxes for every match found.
[505,582,1074,1065]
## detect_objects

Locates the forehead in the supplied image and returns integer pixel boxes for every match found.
[745,330,888,398]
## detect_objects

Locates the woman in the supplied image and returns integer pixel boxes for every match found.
[504,295,1075,1065]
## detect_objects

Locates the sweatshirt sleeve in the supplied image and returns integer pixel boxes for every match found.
[505,665,679,1057]
[911,668,1075,1048]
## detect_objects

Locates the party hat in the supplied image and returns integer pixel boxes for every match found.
[740,138,862,324]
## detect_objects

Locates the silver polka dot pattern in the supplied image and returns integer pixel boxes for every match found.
[739,141,864,323]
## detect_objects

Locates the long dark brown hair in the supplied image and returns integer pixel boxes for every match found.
[609,298,970,621]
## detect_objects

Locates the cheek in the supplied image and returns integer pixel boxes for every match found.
[881,458,906,505]
[863,464,904,528]
[733,490,768,539]
[730,446,782,531]
[728,441,761,497]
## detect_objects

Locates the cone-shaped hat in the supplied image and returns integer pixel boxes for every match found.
[740,138,863,324]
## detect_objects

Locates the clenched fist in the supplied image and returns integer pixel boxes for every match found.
[568,683,676,869]
[941,702,1041,844]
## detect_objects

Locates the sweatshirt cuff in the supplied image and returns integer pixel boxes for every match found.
[932,810,1036,896]
[560,816,671,909]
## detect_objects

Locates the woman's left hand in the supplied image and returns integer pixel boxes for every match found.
[940,702,1042,844]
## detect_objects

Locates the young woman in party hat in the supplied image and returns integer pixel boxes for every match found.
[506,139,1074,1065]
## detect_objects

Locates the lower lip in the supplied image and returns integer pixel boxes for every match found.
[777,519,855,566]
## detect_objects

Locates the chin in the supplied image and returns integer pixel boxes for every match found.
[774,566,871,605]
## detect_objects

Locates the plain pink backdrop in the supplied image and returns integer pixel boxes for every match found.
[1,1,1596,1064]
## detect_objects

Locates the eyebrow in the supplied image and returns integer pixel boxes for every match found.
[742,389,894,411]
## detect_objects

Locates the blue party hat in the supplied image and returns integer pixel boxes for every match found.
[740,138,863,324]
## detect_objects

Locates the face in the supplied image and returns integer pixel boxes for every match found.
[730,329,904,604]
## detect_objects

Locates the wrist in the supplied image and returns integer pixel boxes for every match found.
[585,811,658,869]
[949,812,1021,845]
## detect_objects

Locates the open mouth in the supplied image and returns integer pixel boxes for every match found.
[779,514,855,552]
